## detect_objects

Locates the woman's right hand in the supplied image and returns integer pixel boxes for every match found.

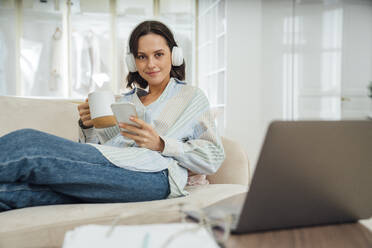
[77,99,94,128]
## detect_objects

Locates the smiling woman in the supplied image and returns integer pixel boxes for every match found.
[126,21,185,90]
[0,20,225,211]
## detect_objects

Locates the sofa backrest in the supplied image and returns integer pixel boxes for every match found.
[0,95,250,185]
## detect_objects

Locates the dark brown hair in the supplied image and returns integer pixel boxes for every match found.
[126,20,185,89]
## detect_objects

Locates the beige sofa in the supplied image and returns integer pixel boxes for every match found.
[0,95,250,248]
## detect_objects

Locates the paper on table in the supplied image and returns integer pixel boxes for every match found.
[62,223,219,248]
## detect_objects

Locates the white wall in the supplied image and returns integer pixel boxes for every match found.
[225,0,265,172]
[261,0,292,123]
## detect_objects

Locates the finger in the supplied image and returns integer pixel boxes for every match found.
[129,116,150,129]
[77,102,90,111]
[121,131,144,143]
[79,109,90,116]
[81,114,92,122]
[83,120,94,127]
[119,123,145,135]
[121,131,148,146]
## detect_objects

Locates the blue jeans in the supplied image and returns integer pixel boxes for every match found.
[0,129,170,212]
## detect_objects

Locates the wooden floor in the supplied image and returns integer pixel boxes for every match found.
[226,222,372,248]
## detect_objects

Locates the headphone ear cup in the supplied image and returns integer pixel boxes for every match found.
[125,53,137,72]
[172,46,184,67]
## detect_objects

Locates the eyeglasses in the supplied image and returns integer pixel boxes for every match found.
[105,202,233,248]
[176,202,232,248]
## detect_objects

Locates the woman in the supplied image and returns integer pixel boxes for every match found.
[0,20,225,211]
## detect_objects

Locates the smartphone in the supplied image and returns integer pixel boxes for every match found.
[110,102,140,131]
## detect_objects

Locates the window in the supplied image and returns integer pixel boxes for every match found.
[0,1,17,95]
[0,0,195,99]
[197,0,226,134]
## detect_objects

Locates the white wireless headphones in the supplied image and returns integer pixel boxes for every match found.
[125,44,184,73]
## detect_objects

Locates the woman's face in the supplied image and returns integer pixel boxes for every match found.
[135,33,172,88]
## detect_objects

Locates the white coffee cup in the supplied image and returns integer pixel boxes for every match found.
[88,91,116,128]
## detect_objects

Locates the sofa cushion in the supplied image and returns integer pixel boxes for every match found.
[0,96,80,141]
[0,184,247,248]
[208,137,250,185]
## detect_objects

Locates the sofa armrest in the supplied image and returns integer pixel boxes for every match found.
[207,137,250,186]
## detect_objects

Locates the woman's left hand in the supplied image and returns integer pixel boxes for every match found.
[119,116,165,152]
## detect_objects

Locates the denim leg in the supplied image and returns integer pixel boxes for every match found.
[0,183,79,211]
[0,129,170,211]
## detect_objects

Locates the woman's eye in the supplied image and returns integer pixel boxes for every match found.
[137,55,145,60]
[155,53,164,58]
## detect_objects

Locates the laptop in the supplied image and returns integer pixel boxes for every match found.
[187,120,372,234]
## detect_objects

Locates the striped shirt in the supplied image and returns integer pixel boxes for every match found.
[79,78,225,198]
